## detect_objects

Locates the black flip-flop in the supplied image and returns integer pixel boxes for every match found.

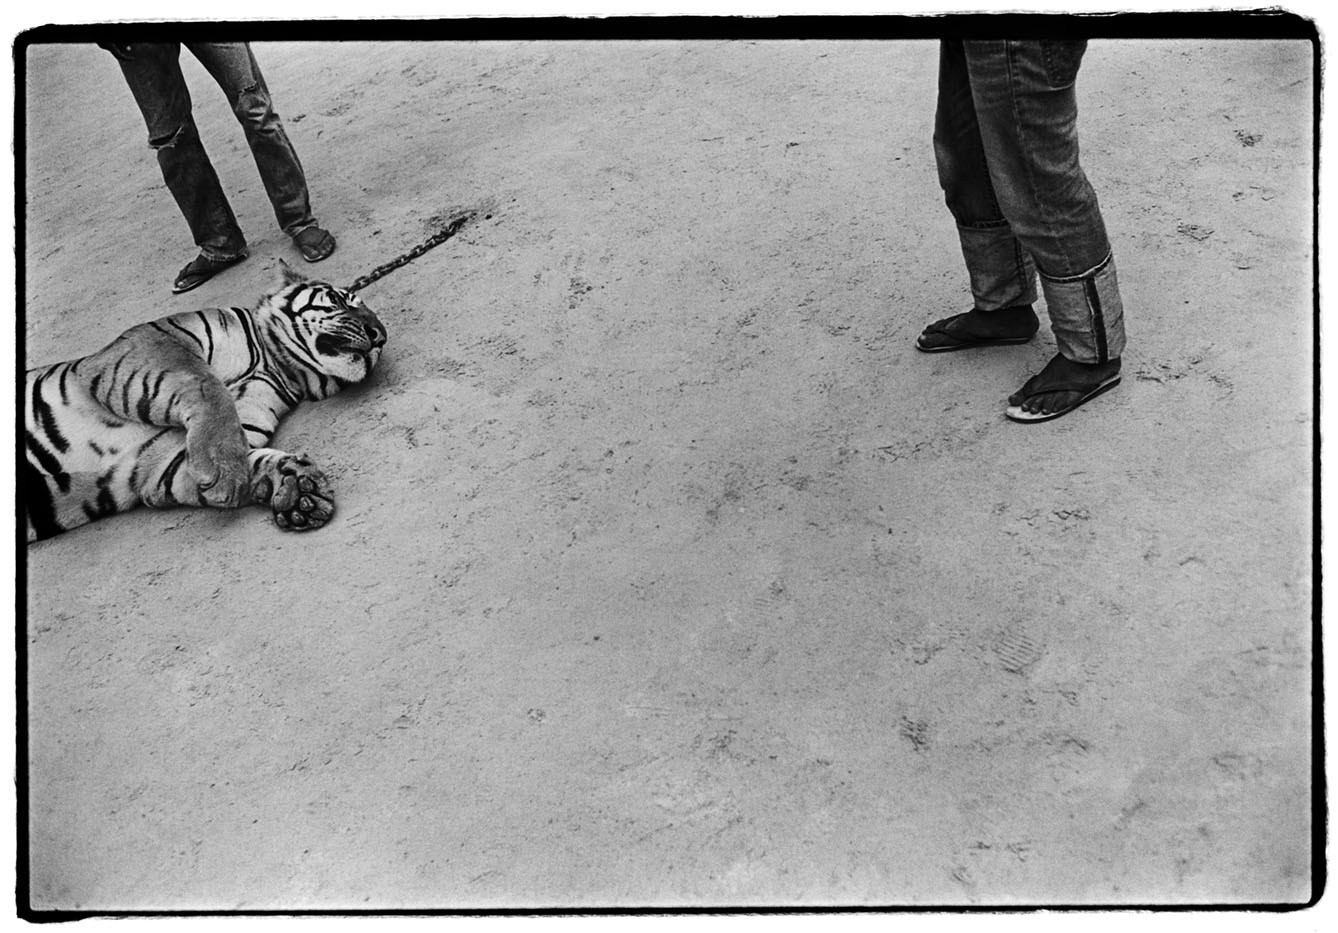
[294,226,337,263]
[1005,373,1122,423]
[916,312,1037,353]
[172,252,246,294]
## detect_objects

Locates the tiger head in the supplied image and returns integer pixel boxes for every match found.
[260,264,388,395]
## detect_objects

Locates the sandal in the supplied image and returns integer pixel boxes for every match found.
[294,226,337,263]
[916,306,1039,353]
[1006,355,1122,423]
[172,252,247,294]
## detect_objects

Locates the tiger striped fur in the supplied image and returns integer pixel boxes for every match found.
[24,265,387,542]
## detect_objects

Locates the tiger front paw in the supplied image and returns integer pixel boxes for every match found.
[252,455,335,531]
[191,453,251,508]
[188,420,252,508]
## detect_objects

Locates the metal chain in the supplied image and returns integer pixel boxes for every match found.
[346,210,478,294]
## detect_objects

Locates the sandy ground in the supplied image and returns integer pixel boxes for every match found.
[19,37,1314,910]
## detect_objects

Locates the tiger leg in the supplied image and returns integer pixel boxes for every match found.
[25,411,245,542]
[25,401,172,541]
[75,323,252,508]
[25,463,141,542]
[26,443,334,540]
[136,430,334,531]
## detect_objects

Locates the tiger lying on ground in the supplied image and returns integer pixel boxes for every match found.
[25,265,387,543]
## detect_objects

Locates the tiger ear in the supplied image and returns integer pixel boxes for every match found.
[277,259,309,288]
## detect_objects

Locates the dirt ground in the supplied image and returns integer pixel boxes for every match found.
[19,37,1315,910]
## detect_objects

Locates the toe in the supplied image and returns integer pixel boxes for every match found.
[272,476,299,511]
[1009,374,1041,407]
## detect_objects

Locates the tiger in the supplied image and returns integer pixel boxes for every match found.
[24,264,387,543]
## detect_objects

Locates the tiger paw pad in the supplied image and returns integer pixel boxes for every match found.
[252,455,335,531]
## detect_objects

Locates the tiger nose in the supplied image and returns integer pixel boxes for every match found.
[364,320,387,348]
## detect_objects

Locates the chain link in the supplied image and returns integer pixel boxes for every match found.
[346,211,478,294]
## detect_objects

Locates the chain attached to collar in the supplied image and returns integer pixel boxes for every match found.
[346,211,478,294]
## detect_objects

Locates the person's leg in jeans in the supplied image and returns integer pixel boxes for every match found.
[919,38,1042,351]
[962,38,1125,418]
[187,43,336,261]
[114,43,248,266]
[921,39,1126,419]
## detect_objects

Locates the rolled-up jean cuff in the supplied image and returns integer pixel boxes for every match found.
[200,245,249,263]
[1040,252,1127,363]
[957,223,1038,311]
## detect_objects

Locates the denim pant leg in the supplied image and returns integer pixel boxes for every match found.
[960,39,1126,363]
[186,42,317,237]
[934,40,1038,311]
[114,43,247,260]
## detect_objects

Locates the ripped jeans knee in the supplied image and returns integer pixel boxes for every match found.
[148,121,198,151]
[231,83,278,126]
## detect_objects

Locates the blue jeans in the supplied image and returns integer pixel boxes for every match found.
[114,43,317,261]
[934,39,1126,364]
